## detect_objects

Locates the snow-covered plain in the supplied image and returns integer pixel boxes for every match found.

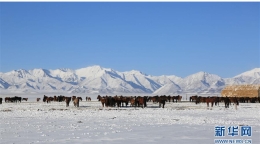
[0,96,260,144]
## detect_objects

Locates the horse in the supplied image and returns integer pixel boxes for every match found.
[0,98,2,104]
[167,95,172,102]
[212,96,220,106]
[36,98,41,102]
[129,97,136,107]
[77,97,82,101]
[158,96,167,108]
[195,96,201,104]
[86,96,91,101]
[135,96,147,108]
[229,97,239,106]
[223,96,231,108]
[14,96,22,103]
[148,96,158,103]
[190,95,198,102]
[73,98,79,107]
[244,97,250,103]
[53,96,57,102]
[206,96,216,107]
[6,96,21,103]
[9,97,16,103]
[22,98,28,101]
[43,95,48,102]
[71,96,76,101]
[120,96,130,107]
[46,97,54,103]
[177,95,182,102]
[97,95,106,107]
[249,97,258,103]
[172,95,179,103]
[65,97,71,107]
[106,96,116,107]
[5,97,11,103]
[114,96,122,107]
[57,95,64,102]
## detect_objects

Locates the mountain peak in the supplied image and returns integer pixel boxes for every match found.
[89,65,103,70]
[124,70,147,76]
[130,70,144,74]
[58,68,72,72]
[28,68,50,77]
[75,65,113,78]
[184,71,209,78]
[196,71,209,75]
[251,68,260,72]
[5,69,30,78]
[235,68,260,78]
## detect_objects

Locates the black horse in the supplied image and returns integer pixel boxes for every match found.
[224,96,231,108]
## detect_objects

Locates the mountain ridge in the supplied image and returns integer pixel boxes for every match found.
[0,65,259,94]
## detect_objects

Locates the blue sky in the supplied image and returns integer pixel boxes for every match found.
[0,2,259,78]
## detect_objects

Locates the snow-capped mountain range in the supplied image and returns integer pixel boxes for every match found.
[0,65,259,94]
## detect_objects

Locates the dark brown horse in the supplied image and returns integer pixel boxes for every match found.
[158,96,167,108]
[22,98,28,101]
[36,98,41,102]
[5,97,11,103]
[190,95,198,102]
[135,96,147,108]
[229,97,239,106]
[65,97,71,107]
[206,97,216,107]
[0,98,2,104]
[43,95,48,102]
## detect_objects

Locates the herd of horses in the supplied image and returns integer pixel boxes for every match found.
[42,95,89,107]
[0,95,259,109]
[96,95,182,108]
[2,96,28,103]
[190,95,260,108]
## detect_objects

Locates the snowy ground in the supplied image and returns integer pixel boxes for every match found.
[0,98,260,144]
